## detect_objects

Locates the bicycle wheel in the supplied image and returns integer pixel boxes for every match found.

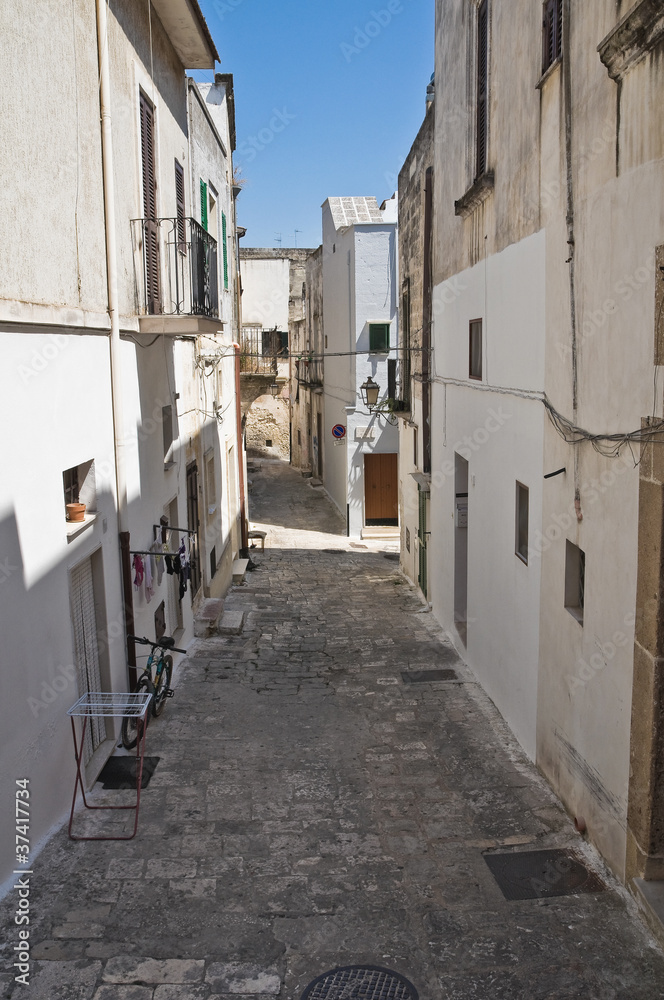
[152,655,173,717]
[121,676,152,750]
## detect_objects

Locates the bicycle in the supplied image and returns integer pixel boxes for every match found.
[121,635,186,750]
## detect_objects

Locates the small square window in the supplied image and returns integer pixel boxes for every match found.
[469,319,483,380]
[516,482,529,564]
[63,460,96,519]
[369,323,390,353]
[565,540,585,625]
[266,439,273,448]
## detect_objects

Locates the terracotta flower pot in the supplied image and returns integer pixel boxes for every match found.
[66,503,86,522]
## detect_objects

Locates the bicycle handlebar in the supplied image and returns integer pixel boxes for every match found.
[127,635,187,654]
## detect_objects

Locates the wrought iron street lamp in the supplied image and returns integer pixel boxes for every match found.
[269,382,280,397]
[360,376,380,411]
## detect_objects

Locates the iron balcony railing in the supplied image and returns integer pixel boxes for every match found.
[131,217,219,318]
[296,357,323,388]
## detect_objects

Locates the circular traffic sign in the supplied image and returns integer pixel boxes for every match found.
[332,424,346,439]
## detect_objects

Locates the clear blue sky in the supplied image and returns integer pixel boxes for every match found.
[194,0,434,250]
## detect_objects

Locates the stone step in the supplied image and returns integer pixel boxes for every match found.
[193,598,224,638]
[232,558,249,585]
[632,878,664,950]
[218,610,246,636]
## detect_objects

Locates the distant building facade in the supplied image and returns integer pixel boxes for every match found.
[321,196,399,537]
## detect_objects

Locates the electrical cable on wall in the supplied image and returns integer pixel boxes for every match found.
[543,395,664,460]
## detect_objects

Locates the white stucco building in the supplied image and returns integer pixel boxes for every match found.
[321,196,399,537]
[426,0,664,899]
[0,0,244,891]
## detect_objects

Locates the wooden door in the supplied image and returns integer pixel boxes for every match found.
[364,453,398,526]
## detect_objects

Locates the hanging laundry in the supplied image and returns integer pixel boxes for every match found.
[144,553,154,604]
[153,541,164,586]
[165,554,174,575]
[132,555,144,589]
[180,536,191,583]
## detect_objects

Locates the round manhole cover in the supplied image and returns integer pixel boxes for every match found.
[300,965,419,1000]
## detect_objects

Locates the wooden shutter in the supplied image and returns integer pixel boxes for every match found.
[476,0,489,180]
[140,92,161,314]
[200,179,208,231]
[175,159,186,254]
[221,211,229,289]
[542,0,562,73]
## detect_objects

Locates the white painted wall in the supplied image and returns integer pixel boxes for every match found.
[241,258,291,331]
[0,332,125,891]
[430,231,547,758]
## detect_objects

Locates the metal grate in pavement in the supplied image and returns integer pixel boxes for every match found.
[97,756,160,789]
[300,965,418,1000]
[483,848,606,900]
[401,669,457,683]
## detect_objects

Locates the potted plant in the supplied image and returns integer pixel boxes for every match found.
[66,502,86,522]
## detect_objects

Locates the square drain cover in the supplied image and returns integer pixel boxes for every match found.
[301,966,418,1000]
[401,669,457,683]
[484,848,606,900]
[97,756,160,789]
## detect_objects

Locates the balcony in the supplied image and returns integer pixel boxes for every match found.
[131,217,222,335]
[296,356,323,389]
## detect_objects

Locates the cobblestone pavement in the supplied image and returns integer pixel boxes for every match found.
[2,459,664,999]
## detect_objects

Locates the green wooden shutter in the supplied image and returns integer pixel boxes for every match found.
[222,211,228,289]
[200,179,208,231]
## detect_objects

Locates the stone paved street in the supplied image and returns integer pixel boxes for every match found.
[2,459,664,999]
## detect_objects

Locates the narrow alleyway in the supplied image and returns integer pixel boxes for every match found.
[2,459,664,1000]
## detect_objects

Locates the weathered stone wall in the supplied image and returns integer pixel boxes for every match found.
[246,394,290,460]
[398,104,434,401]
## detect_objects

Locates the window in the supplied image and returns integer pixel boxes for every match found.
[205,452,216,517]
[221,211,229,289]
[266,439,273,448]
[63,465,80,508]
[476,0,489,179]
[387,358,397,399]
[469,319,483,380]
[139,91,160,314]
[210,546,217,580]
[174,159,186,254]
[414,427,418,468]
[565,540,585,625]
[162,405,174,466]
[369,323,390,353]
[63,460,96,518]
[516,483,529,564]
[200,179,208,231]
[542,0,562,74]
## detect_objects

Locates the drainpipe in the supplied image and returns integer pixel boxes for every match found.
[422,166,434,475]
[231,342,249,553]
[562,0,581,520]
[96,0,128,530]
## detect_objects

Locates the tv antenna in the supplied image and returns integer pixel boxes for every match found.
[294,229,302,248]
[274,233,282,247]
